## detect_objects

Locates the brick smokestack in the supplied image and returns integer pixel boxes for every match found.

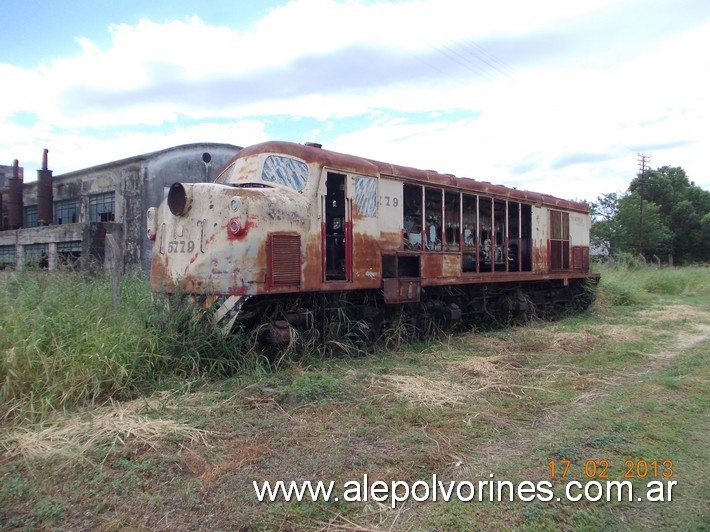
[37,149,54,226]
[7,160,23,229]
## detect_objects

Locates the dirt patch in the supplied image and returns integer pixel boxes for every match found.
[641,322,710,360]
[182,438,269,488]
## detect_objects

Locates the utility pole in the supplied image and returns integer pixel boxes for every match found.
[637,153,650,256]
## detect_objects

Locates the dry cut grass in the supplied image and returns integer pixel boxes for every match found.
[1,399,209,462]
[377,352,556,408]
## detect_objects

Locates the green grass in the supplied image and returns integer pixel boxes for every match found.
[594,263,709,308]
[1,264,709,529]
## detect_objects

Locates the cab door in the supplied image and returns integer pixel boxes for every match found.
[322,171,352,282]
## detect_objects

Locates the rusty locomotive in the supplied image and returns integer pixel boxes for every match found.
[148,141,598,344]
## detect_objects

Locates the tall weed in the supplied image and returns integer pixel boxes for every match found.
[0,272,160,421]
[595,264,709,308]
[0,271,246,423]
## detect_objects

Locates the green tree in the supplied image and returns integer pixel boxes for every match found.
[626,165,710,263]
[590,192,621,256]
[615,192,673,259]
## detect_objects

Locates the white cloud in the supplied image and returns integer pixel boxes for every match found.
[0,0,708,200]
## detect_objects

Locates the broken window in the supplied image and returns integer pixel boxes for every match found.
[24,243,48,269]
[0,245,15,270]
[55,199,80,225]
[521,204,532,271]
[89,192,115,222]
[462,194,477,272]
[262,155,309,192]
[354,176,377,217]
[424,188,442,251]
[403,184,422,250]
[444,191,460,251]
[508,201,521,272]
[479,197,493,271]
[57,241,82,269]
[494,200,507,271]
[549,210,570,270]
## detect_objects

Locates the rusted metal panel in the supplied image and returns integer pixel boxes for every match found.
[421,270,598,287]
[443,254,460,277]
[383,278,421,303]
[421,253,443,278]
[531,206,548,272]
[349,174,381,288]
[352,233,381,286]
[378,178,403,250]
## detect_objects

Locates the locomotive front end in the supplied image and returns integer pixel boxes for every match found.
[147,147,313,298]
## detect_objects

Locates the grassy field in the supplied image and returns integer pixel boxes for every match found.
[1,265,708,530]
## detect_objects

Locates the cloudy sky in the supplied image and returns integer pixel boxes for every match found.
[1,0,708,202]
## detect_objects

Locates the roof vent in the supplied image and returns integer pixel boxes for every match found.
[304,142,322,149]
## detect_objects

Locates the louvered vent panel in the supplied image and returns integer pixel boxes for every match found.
[572,246,583,272]
[269,234,301,287]
[572,246,590,272]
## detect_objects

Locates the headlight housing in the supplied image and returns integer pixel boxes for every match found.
[167,182,190,216]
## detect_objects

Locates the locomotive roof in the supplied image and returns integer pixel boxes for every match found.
[228,141,589,214]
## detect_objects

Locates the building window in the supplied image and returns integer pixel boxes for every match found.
[24,243,49,269]
[57,240,82,269]
[0,245,15,270]
[24,205,38,228]
[89,192,115,222]
[55,199,80,224]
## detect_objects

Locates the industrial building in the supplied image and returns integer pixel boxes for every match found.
[0,143,241,272]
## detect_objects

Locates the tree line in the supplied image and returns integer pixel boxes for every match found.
[590,166,710,264]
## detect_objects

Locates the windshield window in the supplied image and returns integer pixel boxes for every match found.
[262,155,309,192]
